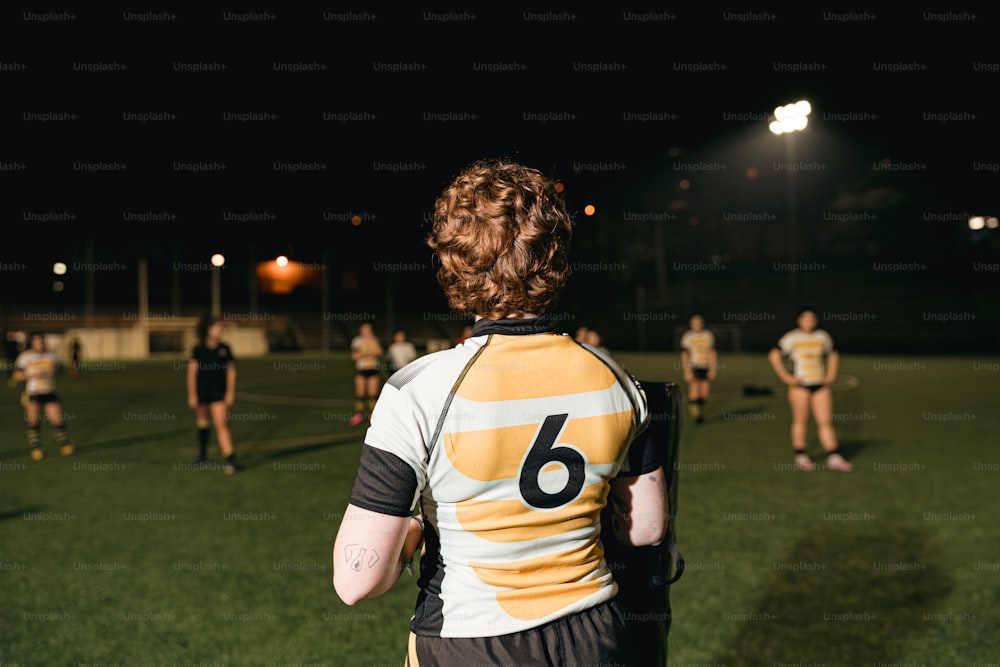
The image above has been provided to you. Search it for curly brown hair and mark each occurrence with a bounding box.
[427,159,573,319]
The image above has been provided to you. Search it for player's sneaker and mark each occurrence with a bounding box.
[794,453,815,471]
[224,458,242,475]
[348,412,365,426]
[826,453,853,472]
[59,444,75,456]
[30,447,45,461]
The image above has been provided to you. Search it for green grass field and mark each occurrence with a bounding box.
[2,351,998,666]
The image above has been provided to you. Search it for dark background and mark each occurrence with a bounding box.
[2,7,998,352]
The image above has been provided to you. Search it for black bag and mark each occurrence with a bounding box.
[601,380,685,667]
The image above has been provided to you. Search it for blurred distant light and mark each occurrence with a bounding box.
[668,147,680,158]
[986,216,998,229]
[746,166,759,180]
[679,179,691,190]
[53,281,64,292]
[53,262,67,275]
[351,215,362,226]
[211,253,225,267]
[555,181,565,193]
[689,216,700,226]
[770,99,811,135]
[968,216,986,230]
[257,258,320,294]
[584,204,596,216]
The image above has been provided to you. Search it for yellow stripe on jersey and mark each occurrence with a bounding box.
[443,423,537,480]
[454,482,607,542]
[495,578,605,621]
[406,632,419,667]
[791,341,826,382]
[560,411,634,464]
[443,411,633,481]
[471,541,605,621]
[454,335,618,401]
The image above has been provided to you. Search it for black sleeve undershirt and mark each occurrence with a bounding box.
[619,422,663,478]
[348,444,419,517]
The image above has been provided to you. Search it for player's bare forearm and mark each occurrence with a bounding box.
[768,349,794,384]
[226,365,237,405]
[609,466,669,547]
[186,364,198,407]
[824,351,839,384]
[333,504,415,605]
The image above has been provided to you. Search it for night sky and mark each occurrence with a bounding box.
[2,7,997,345]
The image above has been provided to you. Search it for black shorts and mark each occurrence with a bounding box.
[797,383,826,394]
[197,391,227,405]
[356,369,379,378]
[691,366,710,380]
[27,392,60,405]
[405,599,633,666]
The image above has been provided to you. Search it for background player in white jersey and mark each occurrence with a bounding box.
[768,307,852,472]
[14,332,74,460]
[333,158,670,665]
[386,329,418,374]
[679,313,716,424]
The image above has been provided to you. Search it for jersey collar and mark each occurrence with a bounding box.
[470,315,555,337]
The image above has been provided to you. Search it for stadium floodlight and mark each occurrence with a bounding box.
[52,261,68,292]
[769,99,811,135]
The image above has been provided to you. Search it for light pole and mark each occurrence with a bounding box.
[321,250,330,354]
[770,99,811,296]
[210,253,225,317]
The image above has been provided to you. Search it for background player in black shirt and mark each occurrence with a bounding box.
[187,315,240,474]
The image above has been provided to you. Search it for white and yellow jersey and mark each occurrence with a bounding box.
[350,335,381,372]
[14,349,60,396]
[776,328,834,385]
[680,329,715,368]
[350,317,650,638]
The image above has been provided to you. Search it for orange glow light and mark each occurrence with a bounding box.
[256,259,321,294]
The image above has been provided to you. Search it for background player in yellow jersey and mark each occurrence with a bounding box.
[349,322,384,426]
[333,158,669,665]
[768,306,852,472]
[679,313,717,424]
[14,332,74,460]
